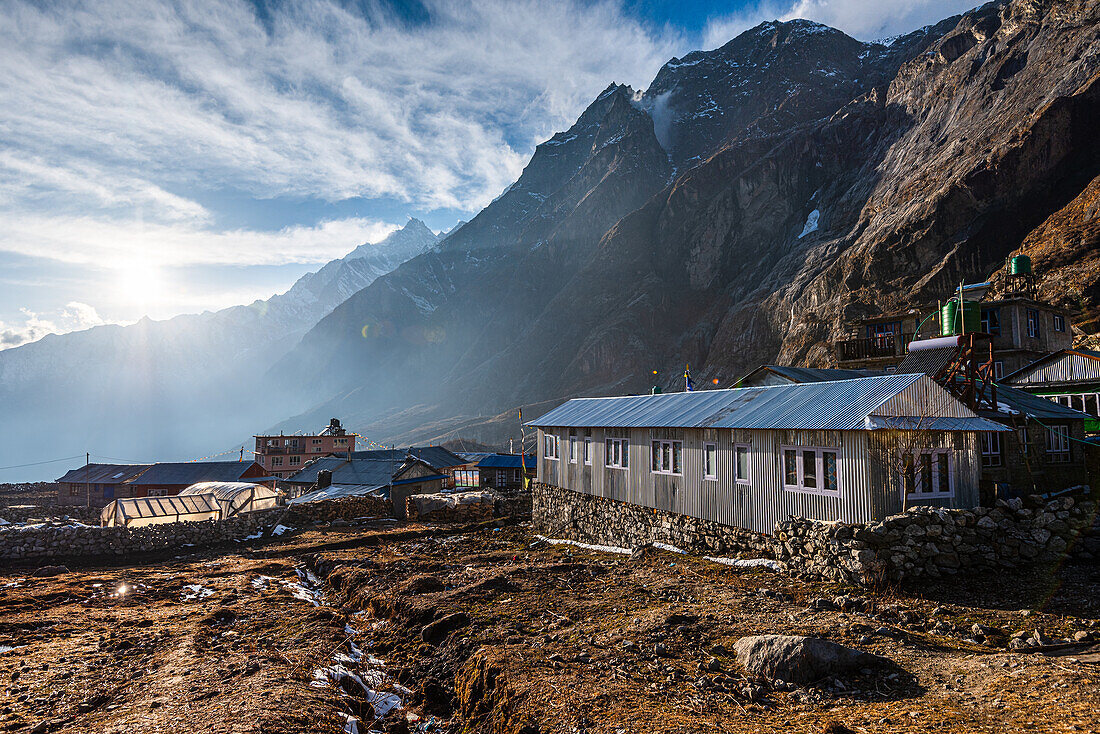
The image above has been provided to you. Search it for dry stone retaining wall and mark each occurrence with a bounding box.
[405,490,496,523]
[0,505,101,524]
[532,482,1099,585]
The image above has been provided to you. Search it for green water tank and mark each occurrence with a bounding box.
[1010,254,1032,275]
[941,299,981,336]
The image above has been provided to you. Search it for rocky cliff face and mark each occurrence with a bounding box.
[270,0,1100,447]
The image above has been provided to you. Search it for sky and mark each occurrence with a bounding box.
[0,0,979,349]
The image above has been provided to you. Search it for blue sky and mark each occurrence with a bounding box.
[0,0,978,347]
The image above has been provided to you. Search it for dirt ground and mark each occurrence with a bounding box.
[2,520,1099,734]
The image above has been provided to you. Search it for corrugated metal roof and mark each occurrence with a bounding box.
[739,365,879,385]
[477,454,536,469]
[865,416,1009,432]
[56,463,152,484]
[981,384,1092,422]
[128,461,261,486]
[1003,349,1100,386]
[526,374,964,431]
[285,457,399,486]
[349,447,466,469]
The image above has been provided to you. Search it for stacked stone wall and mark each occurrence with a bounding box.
[406,491,496,523]
[532,483,1099,585]
[0,505,101,524]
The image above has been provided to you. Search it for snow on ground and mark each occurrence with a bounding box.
[704,556,784,572]
[532,535,631,555]
[798,208,820,239]
[180,584,215,601]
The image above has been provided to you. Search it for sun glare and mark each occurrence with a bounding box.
[114,263,166,309]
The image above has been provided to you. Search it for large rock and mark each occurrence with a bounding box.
[733,634,886,684]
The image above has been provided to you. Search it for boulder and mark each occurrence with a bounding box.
[733,635,887,685]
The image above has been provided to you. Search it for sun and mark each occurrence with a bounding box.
[114,262,167,310]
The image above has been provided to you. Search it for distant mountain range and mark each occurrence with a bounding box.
[5,0,1100,479]
[0,219,440,480]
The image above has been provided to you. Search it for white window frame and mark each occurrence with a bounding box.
[703,442,718,481]
[901,448,955,499]
[583,437,593,466]
[993,360,1004,380]
[734,443,751,486]
[781,446,840,497]
[1053,314,1066,332]
[605,438,628,469]
[650,439,683,476]
[980,432,1002,467]
[544,433,560,461]
[1026,309,1041,339]
[271,456,284,467]
[1046,424,1071,463]
[568,433,578,464]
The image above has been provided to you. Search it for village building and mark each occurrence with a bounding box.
[835,295,1072,376]
[1003,349,1100,433]
[125,461,269,497]
[527,374,1007,536]
[56,463,152,506]
[737,364,1091,499]
[458,454,536,491]
[284,446,464,517]
[254,418,354,479]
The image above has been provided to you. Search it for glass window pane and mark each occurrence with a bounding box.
[1087,394,1099,417]
[672,442,682,474]
[801,450,817,488]
[736,446,749,482]
[920,453,933,493]
[606,440,613,464]
[1072,395,1085,412]
[784,450,797,486]
[662,442,671,471]
[651,441,660,471]
[705,444,716,477]
[936,453,950,494]
[823,452,837,493]
[622,442,628,468]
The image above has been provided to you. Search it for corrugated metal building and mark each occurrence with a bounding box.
[1004,349,1100,432]
[526,374,1006,535]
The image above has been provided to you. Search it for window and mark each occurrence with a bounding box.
[781,446,839,496]
[866,321,901,339]
[312,438,322,445]
[70,484,80,496]
[289,455,301,466]
[993,361,1004,380]
[544,433,560,460]
[981,432,1002,467]
[1017,428,1030,456]
[583,437,593,466]
[1054,314,1066,332]
[981,308,1001,335]
[651,440,683,475]
[703,442,717,480]
[1047,393,1100,417]
[1027,309,1041,339]
[902,449,954,499]
[605,438,628,469]
[271,456,284,467]
[734,443,751,485]
[1046,425,1071,463]
[569,430,578,464]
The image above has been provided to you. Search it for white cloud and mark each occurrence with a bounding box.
[703,0,979,48]
[0,0,679,216]
[0,302,118,348]
[2,215,400,268]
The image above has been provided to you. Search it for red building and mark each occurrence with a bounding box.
[254,418,355,479]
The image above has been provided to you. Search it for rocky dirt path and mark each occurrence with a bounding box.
[2,521,1098,733]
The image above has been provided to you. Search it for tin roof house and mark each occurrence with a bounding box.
[527,374,1007,536]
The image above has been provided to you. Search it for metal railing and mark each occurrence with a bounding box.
[836,332,914,362]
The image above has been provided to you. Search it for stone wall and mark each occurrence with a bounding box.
[406,491,496,523]
[532,483,772,555]
[776,495,1099,584]
[0,509,282,563]
[0,505,101,524]
[284,495,392,524]
[532,482,1099,586]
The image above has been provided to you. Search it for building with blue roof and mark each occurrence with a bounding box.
[526,374,1008,535]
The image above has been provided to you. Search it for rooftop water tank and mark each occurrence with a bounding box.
[1010,254,1032,275]
[941,299,981,336]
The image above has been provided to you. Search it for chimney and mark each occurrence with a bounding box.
[317,469,332,490]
